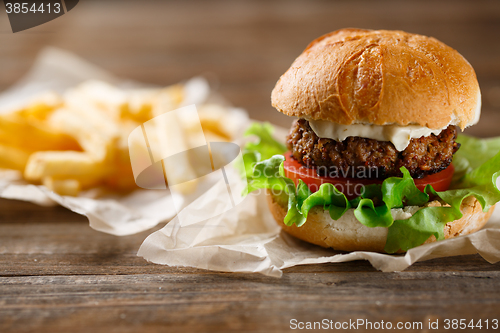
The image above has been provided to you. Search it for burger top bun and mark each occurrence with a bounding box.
[271,28,481,130]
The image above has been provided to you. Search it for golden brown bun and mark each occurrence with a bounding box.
[271,29,480,130]
[267,192,494,253]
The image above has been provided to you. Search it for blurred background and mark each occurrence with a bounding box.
[1,0,500,136]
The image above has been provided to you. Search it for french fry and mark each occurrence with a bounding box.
[42,175,105,195]
[126,88,160,122]
[104,163,138,191]
[147,96,199,194]
[47,108,119,161]
[198,104,247,140]
[0,78,243,196]
[203,131,230,144]
[42,177,81,196]
[64,89,121,139]
[76,80,128,120]
[105,123,138,191]
[24,151,110,182]
[0,143,30,170]
[20,91,63,121]
[0,113,81,152]
[197,104,231,140]
[150,84,185,117]
[126,84,183,122]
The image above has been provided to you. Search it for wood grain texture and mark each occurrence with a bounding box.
[1,0,500,332]
[2,200,500,332]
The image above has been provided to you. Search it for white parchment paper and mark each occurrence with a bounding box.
[138,167,500,277]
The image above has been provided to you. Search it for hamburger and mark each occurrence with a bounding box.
[242,29,500,253]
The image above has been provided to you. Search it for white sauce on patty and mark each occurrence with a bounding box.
[307,119,446,151]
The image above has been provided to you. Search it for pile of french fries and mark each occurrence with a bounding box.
[0,80,244,196]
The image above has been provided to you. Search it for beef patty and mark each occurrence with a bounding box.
[286,119,460,179]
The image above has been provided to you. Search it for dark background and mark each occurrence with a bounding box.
[1,0,499,135]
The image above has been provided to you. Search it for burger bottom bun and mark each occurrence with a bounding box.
[267,192,495,253]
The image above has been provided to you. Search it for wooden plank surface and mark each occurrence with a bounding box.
[1,199,500,333]
[1,0,500,332]
[1,199,500,332]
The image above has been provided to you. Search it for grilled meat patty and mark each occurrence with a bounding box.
[286,119,460,179]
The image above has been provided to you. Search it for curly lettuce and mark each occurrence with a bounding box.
[242,122,500,253]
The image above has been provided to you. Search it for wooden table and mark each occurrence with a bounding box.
[1,1,500,331]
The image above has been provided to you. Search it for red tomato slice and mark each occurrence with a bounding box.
[282,152,454,200]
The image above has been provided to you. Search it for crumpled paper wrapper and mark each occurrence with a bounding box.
[138,168,500,277]
[3,48,500,276]
[0,168,176,235]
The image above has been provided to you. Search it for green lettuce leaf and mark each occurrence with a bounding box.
[246,154,286,194]
[244,122,287,161]
[382,167,429,208]
[354,199,393,228]
[300,183,351,220]
[239,122,287,179]
[242,124,500,254]
[454,135,500,175]
[384,136,500,253]
[283,180,310,227]
[385,206,462,253]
